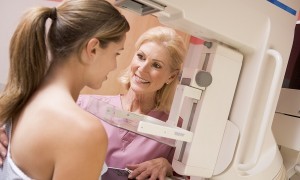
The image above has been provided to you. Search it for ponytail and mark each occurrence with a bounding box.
[0,7,53,124]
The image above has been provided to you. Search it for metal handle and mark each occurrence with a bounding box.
[238,49,283,171]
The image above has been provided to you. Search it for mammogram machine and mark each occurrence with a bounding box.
[112,0,300,179]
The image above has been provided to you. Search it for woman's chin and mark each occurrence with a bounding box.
[130,85,147,93]
[90,81,104,90]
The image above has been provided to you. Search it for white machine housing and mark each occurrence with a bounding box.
[169,42,242,178]
[115,0,300,179]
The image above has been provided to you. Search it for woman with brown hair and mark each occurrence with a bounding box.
[0,0,129,179]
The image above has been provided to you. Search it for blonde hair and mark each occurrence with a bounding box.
[119,26,187,113]
[0,0,130,124]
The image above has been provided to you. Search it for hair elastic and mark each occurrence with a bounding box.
[49,7,57,20]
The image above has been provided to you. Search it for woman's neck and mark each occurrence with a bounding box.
[121,89,156,114]
[42,58,84,101]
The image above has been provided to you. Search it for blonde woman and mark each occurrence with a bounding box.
[78,26,187,180]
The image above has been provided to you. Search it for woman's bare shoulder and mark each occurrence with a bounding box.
[46,105,108,179]
[52,104,107,143]
[25,103,107,154]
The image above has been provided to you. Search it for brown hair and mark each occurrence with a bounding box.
[0,0,130,124]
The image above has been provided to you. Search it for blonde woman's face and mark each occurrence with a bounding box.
[129,41,175,94]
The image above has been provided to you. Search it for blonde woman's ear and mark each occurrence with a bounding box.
[166,78,172,85]
[166,70,179,84]
[166,77,174,85]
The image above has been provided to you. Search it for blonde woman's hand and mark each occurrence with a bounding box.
[127,157,173,180]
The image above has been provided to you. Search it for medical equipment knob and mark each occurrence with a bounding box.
[195,71,212,87]
[204,41,213,48]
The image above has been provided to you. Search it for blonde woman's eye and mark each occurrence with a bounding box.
[152,63,161,69]
[137,54,145,61]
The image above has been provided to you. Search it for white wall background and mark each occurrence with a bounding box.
[0,0,59,89]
